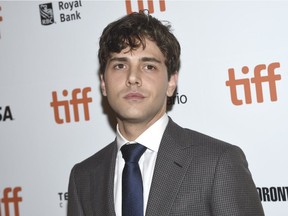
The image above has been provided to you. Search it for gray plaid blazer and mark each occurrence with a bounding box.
[68,118,264,216]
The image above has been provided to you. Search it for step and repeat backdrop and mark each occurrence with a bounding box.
[1,1,288,215]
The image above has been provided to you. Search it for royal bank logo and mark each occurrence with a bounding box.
[39,3,55,25]
[39,1,83,25]
[126,0,166,14]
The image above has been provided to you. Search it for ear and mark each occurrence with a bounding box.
[100,74,107,96]
[166,72,178,97]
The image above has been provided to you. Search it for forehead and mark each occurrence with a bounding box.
[110,39,165,61]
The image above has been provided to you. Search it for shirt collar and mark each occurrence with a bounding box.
[116,113,169,152]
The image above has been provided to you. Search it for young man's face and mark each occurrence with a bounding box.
[100,39,178,126]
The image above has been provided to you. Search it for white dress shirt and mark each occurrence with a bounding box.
[114,114,169,216]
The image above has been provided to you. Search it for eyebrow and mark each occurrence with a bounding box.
[108,57,128,63]
[108,56,162,64]
[141,57,161,63]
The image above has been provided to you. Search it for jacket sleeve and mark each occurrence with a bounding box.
[67,165,85,216]
[211,145,265,216]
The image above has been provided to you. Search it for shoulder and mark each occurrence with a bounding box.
[166,118,245,158]
[71,141,117,174]
[166,119,250,179]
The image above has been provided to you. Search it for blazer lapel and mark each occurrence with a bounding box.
[145,119,195,216]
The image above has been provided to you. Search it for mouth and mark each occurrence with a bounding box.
[124,92,146,100]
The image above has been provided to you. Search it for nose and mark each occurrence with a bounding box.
[126,68,142,87]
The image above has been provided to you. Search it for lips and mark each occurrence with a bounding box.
[124,92,145,100]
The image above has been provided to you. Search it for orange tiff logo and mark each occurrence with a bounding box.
[125,0,166,14]
[226,62,281,106]
[0,187,23,216]
[50,87,93,124]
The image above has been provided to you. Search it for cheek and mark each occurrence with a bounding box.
[104,80,120,98]
[152,80,169,99]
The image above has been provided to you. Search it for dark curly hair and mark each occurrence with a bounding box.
[98,11,181,80]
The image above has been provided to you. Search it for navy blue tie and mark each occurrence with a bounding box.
[121,143,147,216]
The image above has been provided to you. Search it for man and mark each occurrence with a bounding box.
[68,11,264,216]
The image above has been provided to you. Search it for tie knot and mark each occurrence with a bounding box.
[121,143,147,163]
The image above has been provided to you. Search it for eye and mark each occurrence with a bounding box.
[113,64,126,70]
[144,64,157,71]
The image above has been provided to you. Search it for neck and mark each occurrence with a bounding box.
[117,114,165,141]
